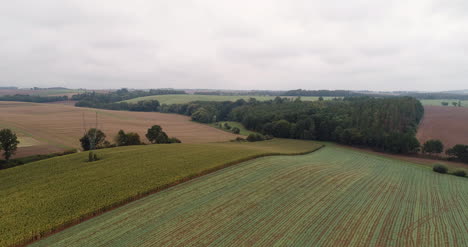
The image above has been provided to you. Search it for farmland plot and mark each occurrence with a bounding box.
[32,146,468,247]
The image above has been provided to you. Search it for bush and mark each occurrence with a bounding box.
[223,123,231,130]
[231,137,246,142]
[168,137,182,143]
[433,164,448,174]
[232,127,240,134]
[247,133,266,142]
[452,170,466,177]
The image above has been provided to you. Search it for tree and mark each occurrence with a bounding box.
[318,96,324,101]
[458,100,462,107]
[452,102,457,106]
[446,144,468,163]
[441,102,449,106]
[146,125,169,144]
[116,130,141,146]
[422,139,444,155]
[0,129,19,161]
[272,120,291,138]
[80,128,106,151]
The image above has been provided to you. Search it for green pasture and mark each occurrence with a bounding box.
[0,139,320,247]
[122,94,334,104]
[420,99,468,107]
[32,145,468,246]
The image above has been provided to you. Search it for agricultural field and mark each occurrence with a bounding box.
[0,101,238,158]
[122,94,334,104]
[31,145,468,247]
[417,105,468,151]
[0,139,321,247]
[419,99,468,107]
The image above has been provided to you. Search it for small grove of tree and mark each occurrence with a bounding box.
[0,129,20,161]
[115,130,142,146]
[441,102,449,106]
[446,144,468,163]
[146,125,181,144]
[452,102,457,107]
[79,128,106,151]
[422,139,444,155]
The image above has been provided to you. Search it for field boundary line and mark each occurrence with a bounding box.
[17,143,324,247]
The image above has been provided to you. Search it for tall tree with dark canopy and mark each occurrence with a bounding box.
[80,128,106,151]
[146,125,169,144]
[422,139,444,155]
[0,129,20,161]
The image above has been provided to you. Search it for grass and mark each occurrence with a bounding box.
[0,139,321,247]
[420,99,468,107]
[209,121,257,136]
[122,94,334,104]
[31,146,468,246]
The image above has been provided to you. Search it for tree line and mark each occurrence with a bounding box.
[80,125,181,151]
[0,94,69,103]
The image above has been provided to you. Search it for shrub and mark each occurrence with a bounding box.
[232,127,240,134]
[433,164,448,174]
[247,133,266,142]
[231,137,246,142]
[452,170,466,177]
[224,123,231,130]
[168,137,182,143]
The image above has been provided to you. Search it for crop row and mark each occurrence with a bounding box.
[32,146,468,247]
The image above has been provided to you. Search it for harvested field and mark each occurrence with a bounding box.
[417,105,468,151]
[0,101,239,158]
[0,139,321,247]
[32,146,468,247]
[420,99,468,107]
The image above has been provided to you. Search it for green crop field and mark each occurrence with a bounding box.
[420,99,468,107]
[122,94,333,104]
[31,146,468,247]
[210,121,257,136]
[0,139,321,247]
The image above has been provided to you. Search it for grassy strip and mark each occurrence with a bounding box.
[209,121,257,136]
[0,149,77,170]
[0,139,322,247]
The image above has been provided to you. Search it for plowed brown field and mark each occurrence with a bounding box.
[417,105,468,151]
[0,102,238,158]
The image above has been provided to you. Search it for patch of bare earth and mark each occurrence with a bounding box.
[0,101,239,158]
[417,105,468,150]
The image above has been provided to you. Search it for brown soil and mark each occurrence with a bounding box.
[339,144,468,171]
[0,101,239,158]
[417,105,468,151]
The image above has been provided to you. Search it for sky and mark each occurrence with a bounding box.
[0,0,467,91]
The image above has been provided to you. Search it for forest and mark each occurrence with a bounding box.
[160,97,424,154]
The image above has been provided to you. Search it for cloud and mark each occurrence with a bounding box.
[0,0,467,91]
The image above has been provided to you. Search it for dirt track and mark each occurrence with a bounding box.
[417,105,468,151]
[0,102,238,158]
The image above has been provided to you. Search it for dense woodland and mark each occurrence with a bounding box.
[160,97,424,154]
[282,89,365,97]
[0,94,68,103]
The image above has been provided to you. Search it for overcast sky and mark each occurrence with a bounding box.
[0,0,467,91]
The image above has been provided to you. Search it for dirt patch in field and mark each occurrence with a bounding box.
[0,101,239,158]
[417,105,468,150]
